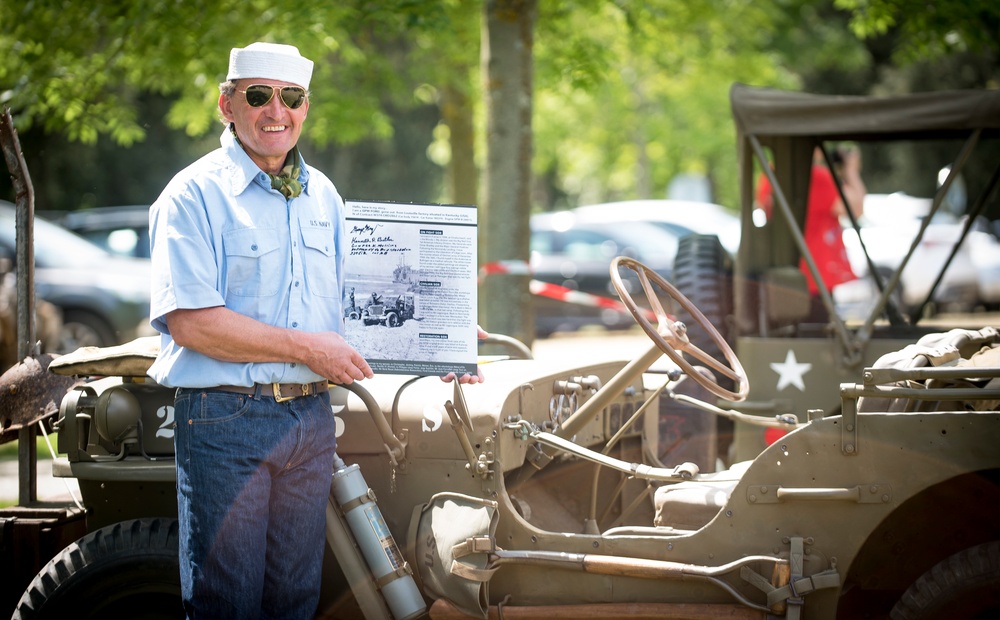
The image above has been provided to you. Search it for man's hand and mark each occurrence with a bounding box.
[300,331,374,385]
[441,325,489,384]
[441,367,485,385]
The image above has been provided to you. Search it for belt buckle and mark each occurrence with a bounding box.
[272,382,303,402]
[272,382,314,402]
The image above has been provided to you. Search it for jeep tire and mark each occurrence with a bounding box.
[14,518,182,620]
[890,540,1000,619]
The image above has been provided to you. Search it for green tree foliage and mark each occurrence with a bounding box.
[765,0,876,94]
[0,1,424,147]
[2,1,995,214]
[535,0,900,208]
[0,1,459,208]
[403,1,482,205]
[835,0,1000,61]
[532,0,799,210]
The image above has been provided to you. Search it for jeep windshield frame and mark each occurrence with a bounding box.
[731,83,1000,357]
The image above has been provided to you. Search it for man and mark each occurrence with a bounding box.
[148,42,480,619]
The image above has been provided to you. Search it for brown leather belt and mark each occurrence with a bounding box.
[212,381,329,402]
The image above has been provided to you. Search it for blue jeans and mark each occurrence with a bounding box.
[173,387,337,620]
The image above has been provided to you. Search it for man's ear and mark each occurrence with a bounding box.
[219,93,233,122]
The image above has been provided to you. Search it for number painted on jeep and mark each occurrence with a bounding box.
[155,405,175,439]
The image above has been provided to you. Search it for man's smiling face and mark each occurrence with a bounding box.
[220,79,309,175]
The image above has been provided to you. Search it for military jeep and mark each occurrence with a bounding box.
[3,85,1000,620]
[362,293,415,328]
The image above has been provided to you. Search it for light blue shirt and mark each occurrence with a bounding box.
[147,128,347,388]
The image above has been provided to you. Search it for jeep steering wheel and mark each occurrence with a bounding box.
[610,256,748,402]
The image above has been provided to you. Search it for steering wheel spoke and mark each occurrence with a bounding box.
[637,270,668,320]
[610,256,749,402]
[681,341,741,383]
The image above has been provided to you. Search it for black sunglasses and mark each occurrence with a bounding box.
[239,84,308,110]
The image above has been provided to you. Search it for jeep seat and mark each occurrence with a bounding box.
[761,266,811,331]
[48,336,160,379]
[652,460,752,530]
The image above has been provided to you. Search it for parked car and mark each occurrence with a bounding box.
[0,201,152,352]
[530,210,686,335]
[843,192,1000,314]
[572,199,741,255]
[57,205,151,259]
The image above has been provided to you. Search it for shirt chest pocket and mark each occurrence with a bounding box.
[301,227,339,299]
[223,228,283,297]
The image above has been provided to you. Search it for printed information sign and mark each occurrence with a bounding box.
[342,200,478,376]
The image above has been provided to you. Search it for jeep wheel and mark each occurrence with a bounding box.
[890,541,1000,620]
[385,312,400,327]
[14,518,182,620]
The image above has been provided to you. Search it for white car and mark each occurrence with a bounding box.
[529,210,688,335]
[571,199,741,255]
[843,192,1000,313]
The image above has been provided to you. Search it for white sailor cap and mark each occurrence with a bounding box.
[227,42,313,89]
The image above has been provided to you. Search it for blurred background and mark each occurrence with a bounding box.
[1,0,999,363]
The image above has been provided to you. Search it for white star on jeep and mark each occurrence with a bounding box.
[771,350,812,391]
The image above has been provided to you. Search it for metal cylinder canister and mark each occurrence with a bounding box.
[331,459,426,620]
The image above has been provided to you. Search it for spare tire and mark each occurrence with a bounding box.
[672,234,734,388]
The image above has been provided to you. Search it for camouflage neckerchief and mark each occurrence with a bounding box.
[269,147,303,199]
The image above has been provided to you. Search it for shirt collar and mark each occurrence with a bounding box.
[220,127,311,197]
